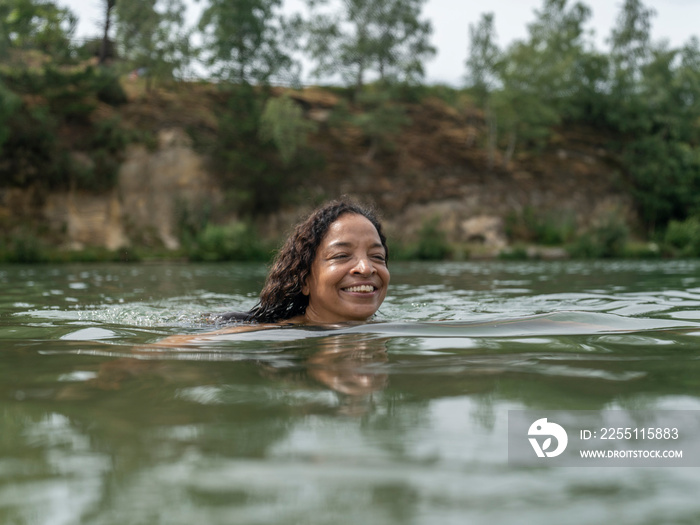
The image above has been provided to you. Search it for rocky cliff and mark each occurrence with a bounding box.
[1,84,636,257]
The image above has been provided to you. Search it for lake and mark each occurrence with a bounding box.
[2,260,700,524]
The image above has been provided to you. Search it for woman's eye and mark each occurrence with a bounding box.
[371,254,386,262]
[331,254,349,260]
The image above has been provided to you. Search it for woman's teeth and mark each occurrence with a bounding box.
[344,285,374,293]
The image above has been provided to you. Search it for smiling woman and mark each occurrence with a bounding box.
[157,199,390,345]
[248,198,390,324]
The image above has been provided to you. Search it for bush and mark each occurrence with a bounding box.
[259,94,317,167]
[0,233,47,263]
[624,137,700,229]
[0,80,21,152]
[0,66,132,192]
[664,217,700,257]
[506,207,576,245]
[95,69,128,106]
[499,246,529,260]
[0,104,68,188]
[186,222,272,262]
[351,90,410,158]
[414,217,451,260]
[568,216,629,259]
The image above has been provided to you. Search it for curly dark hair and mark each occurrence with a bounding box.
[247,199,389,323]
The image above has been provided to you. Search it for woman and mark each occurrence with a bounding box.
[247,198,390,324]
[158,199,390,345]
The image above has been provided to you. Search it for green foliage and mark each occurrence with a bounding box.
[608,0,655,100]
[77,117,134,191]
[186,222,272,262]
[567,215,630,259]
[600,10,700,232]
[0,0,78,62]
[94,69,128,106]
[305,0,435,90]
[209,85,320,216]
[457,0,700,235]
[0,80,21,151]
[623,137,700,229]
[213,85,272,214]
[506,207,577,245]
[351,89,410,157]
[0,67,134,191]
[664,217,700,257]
[464,12,500,106]
[114,0,194,89]
[4,66,126,117]
[207,83,323,218]
[464,0,597,163]
[259,95,318,166]
[386,218,452,261]
[498,246,530,260]
[413,217,451,260]
[198,0,296,85]
[495,0,593,152]
[0,234,141,263]
[622,39,700,228]
[0,232,47,263]
[0,102,68,188]
[385,82,463,105]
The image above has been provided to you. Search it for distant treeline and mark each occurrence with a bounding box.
[1,0,700,237]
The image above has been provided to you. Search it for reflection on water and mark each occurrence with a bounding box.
[2,261,700,524]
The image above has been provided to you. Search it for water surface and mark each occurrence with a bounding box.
[2,260,700,524]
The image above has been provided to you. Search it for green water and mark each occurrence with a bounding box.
[2,260,700,524]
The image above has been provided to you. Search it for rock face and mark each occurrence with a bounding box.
[361,178,633,255]
[4,86,638,256]
[42,128,219,251]
[118,128,220,249]
[35,122,634,254]
[43,191,128,250]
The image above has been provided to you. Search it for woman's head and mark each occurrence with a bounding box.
[249,199,389,323]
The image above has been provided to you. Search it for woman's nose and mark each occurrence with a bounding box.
[351,256,375,275]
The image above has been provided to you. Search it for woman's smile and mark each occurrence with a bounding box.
[342,284,377,294]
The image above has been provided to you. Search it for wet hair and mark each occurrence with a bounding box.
[247,199,389,323]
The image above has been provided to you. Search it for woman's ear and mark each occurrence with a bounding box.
[301,277,310,296]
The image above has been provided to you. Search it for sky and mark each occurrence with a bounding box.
[59,0,700,86]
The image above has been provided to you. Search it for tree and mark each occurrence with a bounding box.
[305,0,435,91]
[620,38,700,229]
[351,89,410,160]
[197,0,297,85]
[464,12,500,167]
[0,0,77,62]
[609,0,655,85]
[0,81,21,153]
[491,0,592,161]
[464,13,500,106]
[259,95,318,166]
[371,0,435,84]
[114,0,193,88]
[676,37,700,136]
[98,0,116,65]
[0,3,12,58]
[213,85,305,216]
[518,0,592,117]
[606,0,656,132]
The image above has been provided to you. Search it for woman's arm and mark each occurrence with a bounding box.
[152,323,275,347]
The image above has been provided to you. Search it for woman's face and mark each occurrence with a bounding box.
[302,213,390,324]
